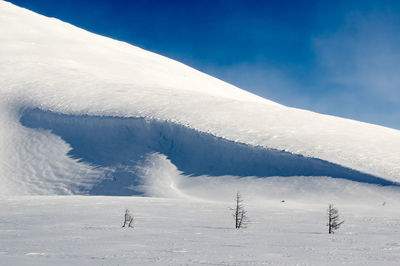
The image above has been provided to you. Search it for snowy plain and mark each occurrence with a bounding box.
[2,195,400,266]
[1,1,400,265]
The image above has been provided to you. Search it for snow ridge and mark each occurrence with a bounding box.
[19,108,397,195]
[1,1,400,195]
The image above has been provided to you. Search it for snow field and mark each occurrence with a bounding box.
[1,196,400,265]
[1,2,400,264]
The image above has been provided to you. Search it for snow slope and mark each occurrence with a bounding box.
[1,1,400,196]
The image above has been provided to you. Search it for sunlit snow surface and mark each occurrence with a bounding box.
[2,196,400,265]
[0,1,400,196]
[2,1,400,265]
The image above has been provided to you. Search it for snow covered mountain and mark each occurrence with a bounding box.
[1,1,400,196]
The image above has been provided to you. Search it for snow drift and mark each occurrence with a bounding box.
[1,1,400,196]
[20,108,395,196]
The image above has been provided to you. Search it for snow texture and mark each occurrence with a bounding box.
[2,196,400,265]
[0,1,400,196]
[19,108,397,196]
[2,2,400,265]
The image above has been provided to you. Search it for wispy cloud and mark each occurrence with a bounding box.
[309,9,400,128]
[211,7,400,129]
[313,10,400,104]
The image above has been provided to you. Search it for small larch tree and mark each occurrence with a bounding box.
[231,191,247,229]
[122,208,134,228]
[327,204,344,234]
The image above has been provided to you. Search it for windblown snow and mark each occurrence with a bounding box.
[0,1,400,197]
[3,2,400,265]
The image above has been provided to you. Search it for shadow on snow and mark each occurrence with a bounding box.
[20,108,397,195]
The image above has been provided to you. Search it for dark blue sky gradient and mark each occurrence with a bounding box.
[8,0,400,129]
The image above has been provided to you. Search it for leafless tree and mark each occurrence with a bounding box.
[327,204,344,234]
[122,208,134,228]
[231,191,247,229]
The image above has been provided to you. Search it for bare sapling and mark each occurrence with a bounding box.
[231,191,248,229]
[327,204,344,234]
[122,208,134,228]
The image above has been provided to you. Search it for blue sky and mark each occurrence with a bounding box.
[9,0,400,129]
